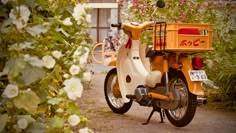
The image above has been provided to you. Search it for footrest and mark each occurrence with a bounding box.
[126,94,136,99]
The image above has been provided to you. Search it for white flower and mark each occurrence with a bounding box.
[17,118,28,129]
[52,50,63,59]
[84,47,90,54]
[42,55,56,69]
[84,4,91,9]
[26,24,48,36]
[2,84,18,98]
[56,28,70,37]
[83,72,91,82]
[79,47,90,64]
[72,4,87,25]
[69,65,80,75]
[26,88,31,92]
[73,46,82,56]
[86,14,91,23]
[8,43,18,50]
[76,18,82,25]
[79,127,90,133]
[63,73,70,79]
[62,17,73,26]
[1,0,8,4]
[9,5,31,30]
[19,42,34,49]
[56,108,64,113]
[24,55,43,67]
[73,59,77,63]
[79,54,89,64]
[72,4,86,21]
[63,77,83,100]
[68,114,80,126]
[30,57,43,67]
[23,54,30,60]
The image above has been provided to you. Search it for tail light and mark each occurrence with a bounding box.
[192,57,203,70]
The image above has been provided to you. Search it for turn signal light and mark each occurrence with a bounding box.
[192,57,203,70]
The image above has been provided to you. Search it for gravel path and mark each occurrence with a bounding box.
[78,64,236,133]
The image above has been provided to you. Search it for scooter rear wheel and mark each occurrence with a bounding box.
[165,72,197,127]
[104,68,132,114]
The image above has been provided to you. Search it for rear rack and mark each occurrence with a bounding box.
[154,21,167,52]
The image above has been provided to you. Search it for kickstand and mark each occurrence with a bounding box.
[142,107,165,125]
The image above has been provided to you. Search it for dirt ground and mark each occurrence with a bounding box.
[78,64,236,133]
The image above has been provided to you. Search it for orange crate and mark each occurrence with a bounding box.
[153,23,213,52]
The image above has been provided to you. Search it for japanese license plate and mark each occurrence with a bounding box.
[188,70,208,81]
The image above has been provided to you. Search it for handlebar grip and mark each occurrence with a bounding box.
[111,23,122,29]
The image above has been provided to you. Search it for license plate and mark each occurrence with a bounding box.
[188,70,208,81]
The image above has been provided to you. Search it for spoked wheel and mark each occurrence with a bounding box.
[165,72,197,127]
[104,68,132,114]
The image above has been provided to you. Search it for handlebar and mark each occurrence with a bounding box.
[111,23,122,29]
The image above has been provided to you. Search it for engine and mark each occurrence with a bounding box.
[134,86,152,106]
[134,85,181,110]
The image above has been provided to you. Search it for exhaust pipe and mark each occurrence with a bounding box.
[197,97,207,105]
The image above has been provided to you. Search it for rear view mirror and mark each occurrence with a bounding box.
[156,0,165,8]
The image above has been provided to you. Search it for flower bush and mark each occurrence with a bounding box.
[0,0,93,132]
[120,0,236,108]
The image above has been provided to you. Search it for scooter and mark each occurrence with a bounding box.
[104,0,212,127]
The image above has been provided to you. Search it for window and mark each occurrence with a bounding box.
[89,7,118,43]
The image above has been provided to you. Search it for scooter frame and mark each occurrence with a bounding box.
[109,21,204,103]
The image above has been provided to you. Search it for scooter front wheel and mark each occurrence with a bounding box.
[104,68,132,114]
[165,72,197,127]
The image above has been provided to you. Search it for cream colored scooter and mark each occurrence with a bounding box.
[104,0,212,127]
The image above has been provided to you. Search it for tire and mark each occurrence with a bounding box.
[165,72,197,127]
[104,68,132,114]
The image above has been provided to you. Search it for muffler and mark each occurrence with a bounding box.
[197,97,207,105]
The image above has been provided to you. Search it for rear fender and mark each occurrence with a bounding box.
[180,57,204,96]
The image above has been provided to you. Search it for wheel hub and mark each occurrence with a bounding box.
[113,79,121,98]
[179,88,188,108]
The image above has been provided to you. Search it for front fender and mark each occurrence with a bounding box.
[108,60,116,66]
[181,57,204,96]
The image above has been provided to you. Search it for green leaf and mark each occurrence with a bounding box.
[54,65,63,82]
[79,116,88,125]
[64,130,74,133]
[27,122,45,133]
[34,88,49,103]
[0,5,8,18]
[18,64,45,86]
[48,85,58,94]
[49,116,64,129]
[0,114,8,132]
[68,102,80,114]
[47,98,61,105]
[13,91,41,114]
[0,19,11,33]
[58,89,65,96]
[1,58,26,78]
[24,0,37,8]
